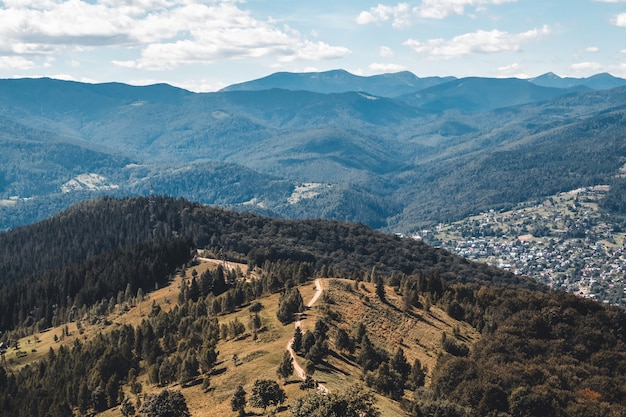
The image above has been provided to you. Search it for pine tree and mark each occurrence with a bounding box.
[302,330,316,355]
[231,385,247,417]
[292,327,303,354]
[390,347,411,383]
[335,328,352,353]
[407,358,426,389]
[374,272,385,302]
[276,287,304,324]
[121,398,136,417]
[276,350,294,381]
[179,353,199,387]
[313,319,329,343]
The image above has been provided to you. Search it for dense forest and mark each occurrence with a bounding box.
[0,196,536,333]
[2,196,626,417]
[3,79,626,235]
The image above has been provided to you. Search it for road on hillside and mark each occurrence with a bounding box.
[286,279,328,393]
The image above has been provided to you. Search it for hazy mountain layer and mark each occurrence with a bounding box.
[2,71,626,232]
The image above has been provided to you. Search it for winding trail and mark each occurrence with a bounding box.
[286,279,328,392]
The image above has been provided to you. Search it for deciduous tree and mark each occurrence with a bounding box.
[249,379,286,411]
[139,389,190,417]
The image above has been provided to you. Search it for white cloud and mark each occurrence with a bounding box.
[593,0,626,3]
[368,62,408,72]
[379,46,395,57]
[586,46,599,53]
[404,25,549,59]
[115,37,350,70]
[612,13,626,26]
[356,0,517,26]
[496,63,529,78]
[356,3,412,28]
[0,0,350,70]
[417,0,517,19]
[570,61,602,71]
[0,55,35,69]
[496,62,519,73]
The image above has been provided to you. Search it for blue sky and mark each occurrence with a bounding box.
[0,0,625,91]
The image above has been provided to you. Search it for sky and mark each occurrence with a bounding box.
[0,0,625,91]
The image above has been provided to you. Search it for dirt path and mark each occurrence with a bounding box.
[286,279,328,392]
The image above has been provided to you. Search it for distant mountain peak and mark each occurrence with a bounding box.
[528,72,626,90]
[220,69,455,97]
[531,72,561,81]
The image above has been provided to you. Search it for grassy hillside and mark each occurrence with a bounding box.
[2,197,626,417]
[3,258,477,417]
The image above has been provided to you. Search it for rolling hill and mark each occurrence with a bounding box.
[1,197,626,417]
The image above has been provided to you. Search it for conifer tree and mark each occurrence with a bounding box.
[231,385,247,417]
[335,328,352,353]
[277,350,294,382]
[374,272,385,302]
[276,287,304,324]
[292,327,303,354]
[390,347,411,383]
[407,358,426,389]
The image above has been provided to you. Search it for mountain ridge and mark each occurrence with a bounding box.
[219,69,456,97]
[220,68,626,97]
[2,71,626,236]
[1,196,626,417]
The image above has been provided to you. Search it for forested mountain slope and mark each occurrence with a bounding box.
[1,197,626,417]
[0,196,534,332]
[2,73,626,234]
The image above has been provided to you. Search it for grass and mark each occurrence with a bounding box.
[316,279,479,386]
[7,260,480,417]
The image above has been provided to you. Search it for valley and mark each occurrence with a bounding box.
[2,71,626,236]
[424,186,626,307]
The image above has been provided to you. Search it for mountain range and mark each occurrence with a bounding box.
[2,70,626,232]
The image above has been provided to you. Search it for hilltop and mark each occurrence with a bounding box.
[1,197,626,417]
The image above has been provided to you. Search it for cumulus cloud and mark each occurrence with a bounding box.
[0,55,36,69]
[404,25,550,59]
[356,0,517,26]
[356,3,412,28]
[417,0,517,19]
[496,62,528,78]
[0,0,350,70]
[612,13,626,26]
[570,61,602,71]
[115,38,350,70]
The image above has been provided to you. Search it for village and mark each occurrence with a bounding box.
[421,186,626,308]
